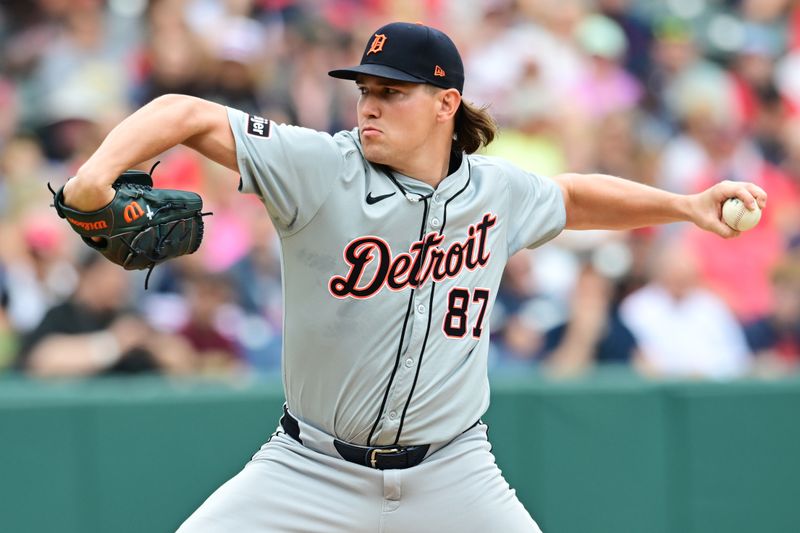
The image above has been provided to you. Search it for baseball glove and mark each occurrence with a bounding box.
[49,162,210,288]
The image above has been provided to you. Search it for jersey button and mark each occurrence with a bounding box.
[433,194,442,203]
[417,304,426,314]
[388,411,397,420]
[430,217,441,228]
[405,358,414,367]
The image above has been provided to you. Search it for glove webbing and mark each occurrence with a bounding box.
[119,207,212,289]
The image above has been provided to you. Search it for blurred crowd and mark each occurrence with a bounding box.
[1,0,800,381]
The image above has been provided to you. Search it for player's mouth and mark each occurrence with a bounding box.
[360,126,382,138]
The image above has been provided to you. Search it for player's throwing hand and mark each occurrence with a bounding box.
[689,180,767,238]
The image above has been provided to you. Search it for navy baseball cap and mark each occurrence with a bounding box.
[329,22,464,93]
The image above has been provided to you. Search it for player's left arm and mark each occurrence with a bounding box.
[552,173,767,238]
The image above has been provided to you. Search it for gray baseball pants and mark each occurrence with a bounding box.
[177,420,542,532]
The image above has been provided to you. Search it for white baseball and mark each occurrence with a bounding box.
[722,197,762,231]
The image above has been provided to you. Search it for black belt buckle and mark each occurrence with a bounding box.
[282,406,431,470]
[368,447,402,469]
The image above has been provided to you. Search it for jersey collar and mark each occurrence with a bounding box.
[347,128,471,201]
[386,152,469,200]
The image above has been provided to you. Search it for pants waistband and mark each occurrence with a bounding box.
[280,406,433,470]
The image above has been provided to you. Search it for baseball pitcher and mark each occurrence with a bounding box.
[59,22,767,533]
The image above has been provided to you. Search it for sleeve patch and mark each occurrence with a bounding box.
[246,115,271,138]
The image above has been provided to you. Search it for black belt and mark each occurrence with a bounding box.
[280,406,430,470]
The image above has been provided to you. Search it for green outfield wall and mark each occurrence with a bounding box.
[1,369,799,533]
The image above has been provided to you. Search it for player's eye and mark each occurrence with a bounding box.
[357,86,368,95]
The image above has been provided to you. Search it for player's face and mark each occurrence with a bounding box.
[355,76,440,168]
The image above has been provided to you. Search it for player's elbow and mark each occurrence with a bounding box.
[151,93,185,104]
[149,93,195,116]
[150,94,221,138]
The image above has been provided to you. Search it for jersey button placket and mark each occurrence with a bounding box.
[381,279,430,434]
[382,195,441,438]
[428,198,445,232]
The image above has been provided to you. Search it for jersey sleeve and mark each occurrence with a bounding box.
[227,107,343,235]
[503,162,566,254]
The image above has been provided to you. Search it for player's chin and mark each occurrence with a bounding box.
[362,145,390,166]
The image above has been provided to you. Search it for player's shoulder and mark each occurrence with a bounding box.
[271,124,361,157]
[466,153,510,169]
[466,153,540,182]
[331,128,364,159]
[228,107,354,152]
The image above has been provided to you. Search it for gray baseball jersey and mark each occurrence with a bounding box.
[227,107,565,447]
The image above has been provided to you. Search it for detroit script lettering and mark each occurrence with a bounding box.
[329,213,497,299]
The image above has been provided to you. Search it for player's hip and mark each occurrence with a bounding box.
[268,404,483,471]
[244,421,543,532]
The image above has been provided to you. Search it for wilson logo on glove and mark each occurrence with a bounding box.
[124,201,145,223]
[67,217,108,231]
[49,162,212,289]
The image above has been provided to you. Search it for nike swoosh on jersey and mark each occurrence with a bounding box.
[366,192,396,205]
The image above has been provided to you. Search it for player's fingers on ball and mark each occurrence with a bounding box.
[746,183,767,209]
[717,220,740,239]
[731,187,759,210]
[711,210,738,237]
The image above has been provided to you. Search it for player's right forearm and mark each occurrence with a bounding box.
[65,94,228,210]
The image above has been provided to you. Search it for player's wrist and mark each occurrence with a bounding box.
[62,174,116,211]
[672,192,698,225]
[74,158,128,190]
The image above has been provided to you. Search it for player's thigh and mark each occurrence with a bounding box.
[176,433,383,533]
[389,424,542,533]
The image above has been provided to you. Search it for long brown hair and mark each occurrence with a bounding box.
[453,100,497,154]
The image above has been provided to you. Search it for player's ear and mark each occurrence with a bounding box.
[436,89,461,123]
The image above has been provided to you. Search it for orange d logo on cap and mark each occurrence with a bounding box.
[367,33,387,55]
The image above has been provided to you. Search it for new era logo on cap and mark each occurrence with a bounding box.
[328,22,464,93]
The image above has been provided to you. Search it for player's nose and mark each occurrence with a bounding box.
[358,95,381,119]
